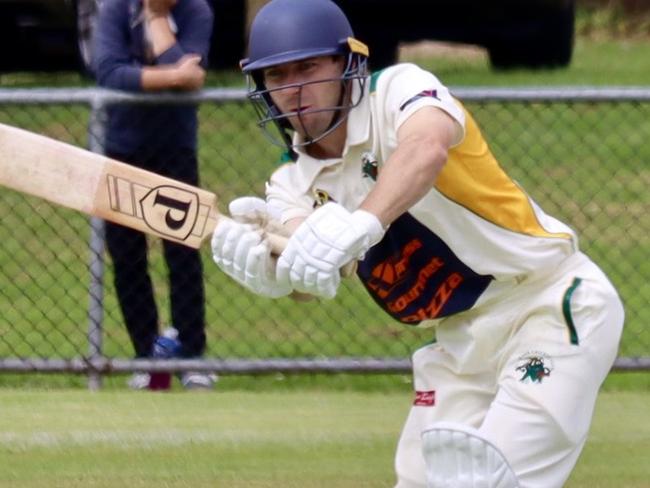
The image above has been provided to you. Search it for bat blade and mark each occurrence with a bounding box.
[0,122,219,249]
[0,123,356,280]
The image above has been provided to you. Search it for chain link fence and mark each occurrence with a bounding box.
[0,87,648,388]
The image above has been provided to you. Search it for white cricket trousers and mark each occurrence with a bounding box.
[394,251,624,488]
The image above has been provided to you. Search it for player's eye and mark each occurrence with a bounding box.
[264,69,282,82]
[298,60,318,72]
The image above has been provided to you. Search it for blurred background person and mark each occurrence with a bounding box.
[92,0,215,390]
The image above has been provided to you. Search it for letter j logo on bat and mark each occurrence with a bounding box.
[140,185,199,240]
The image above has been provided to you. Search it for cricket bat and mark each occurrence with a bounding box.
[0,122,287,251]
[0,123,356,281]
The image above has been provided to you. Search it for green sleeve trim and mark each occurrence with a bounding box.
[278,150,295,164]
[562,277,582,345]
[369,69,385,93]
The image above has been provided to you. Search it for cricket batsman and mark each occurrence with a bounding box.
[210,1,625,486]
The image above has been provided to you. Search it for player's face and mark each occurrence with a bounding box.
[263,56,346,140]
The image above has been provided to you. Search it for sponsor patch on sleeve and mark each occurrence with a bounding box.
[399,89,440,111]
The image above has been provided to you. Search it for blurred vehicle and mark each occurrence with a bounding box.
[0,0,575,73]
[0,0,79,72]
[336,0,576,70]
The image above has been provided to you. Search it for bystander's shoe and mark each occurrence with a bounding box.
[126,329,181,391]
[180,371,218,390]
[127,371,151,390]
[160,327,218,391]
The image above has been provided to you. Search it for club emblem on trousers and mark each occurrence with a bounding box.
[516,352,553,383]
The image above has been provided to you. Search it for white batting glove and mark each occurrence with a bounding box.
[229,196,281,225]
[211,199,292,298]
[276,202,385,299]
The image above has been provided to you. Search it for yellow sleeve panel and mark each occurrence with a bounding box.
[434,104,573,240]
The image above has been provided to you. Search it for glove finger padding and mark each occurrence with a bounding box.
[245,243,270,289]
[244,243,292,298]
[211,219,259,280]
[229,196,282,225]
[232,230,263,281]
[212,218,291,298]
[229,196,268,224]
[277,202,384,299]
[282,239,341,299]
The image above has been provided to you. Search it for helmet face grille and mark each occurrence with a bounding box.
[245,53,369,152]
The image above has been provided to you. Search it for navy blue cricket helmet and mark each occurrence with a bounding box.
[241,0,370,152]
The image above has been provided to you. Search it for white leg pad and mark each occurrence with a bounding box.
[422,422,519,488]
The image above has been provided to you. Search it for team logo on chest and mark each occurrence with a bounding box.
[312,189,332,208]
[516,352,553,383]
[361,151,378,181]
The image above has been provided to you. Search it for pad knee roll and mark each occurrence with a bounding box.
[422,422,519,488]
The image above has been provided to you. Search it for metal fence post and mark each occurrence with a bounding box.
[86,95,107,390]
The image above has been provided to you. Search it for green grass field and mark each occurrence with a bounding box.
[0,378,648,488]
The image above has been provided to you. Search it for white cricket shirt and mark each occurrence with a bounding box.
[266,63,578,326]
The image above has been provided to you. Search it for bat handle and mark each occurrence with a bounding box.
[266,233,357,278]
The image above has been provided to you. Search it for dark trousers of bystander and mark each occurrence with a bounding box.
[105,149,206,359]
